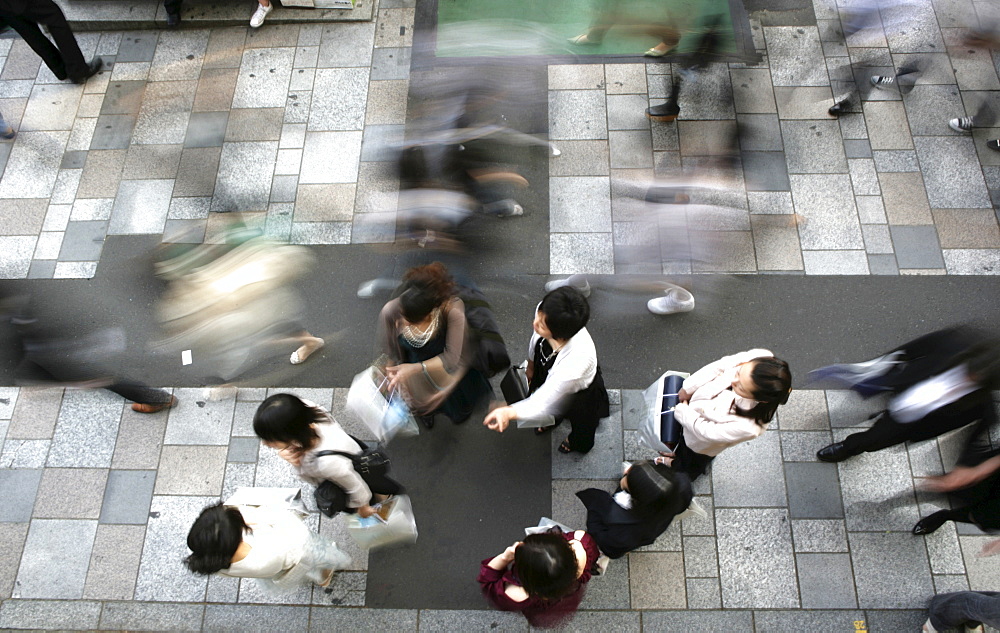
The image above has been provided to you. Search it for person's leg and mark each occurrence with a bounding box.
[250,0,273,28]
[104,379,176,410]
[564,414,600,453]
[0,14,67,79]
[928,591,1000,632]
[163,0,182,26]
[23,0,89,79]
[646,73,682,121]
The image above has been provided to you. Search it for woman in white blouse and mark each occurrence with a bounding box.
[661,349,791,480]
[484,287,609,454]
[185,503,350,590]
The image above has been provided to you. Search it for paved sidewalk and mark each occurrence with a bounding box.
[1,0,1000,629]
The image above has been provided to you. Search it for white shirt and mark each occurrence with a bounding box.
[296,404,370,509]
[510,327,598,421]
[219,506,309,579]
[674,349,773,456]
[890,364,979,423]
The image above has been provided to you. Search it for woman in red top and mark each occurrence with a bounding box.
[478,530,600,628]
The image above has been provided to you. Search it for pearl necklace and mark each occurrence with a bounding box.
[400,308,440,348]
[539,339,563,364]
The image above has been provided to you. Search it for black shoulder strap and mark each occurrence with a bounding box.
[313,450,358,461]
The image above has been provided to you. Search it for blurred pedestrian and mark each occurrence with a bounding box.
[0,0,102,84]
[0,110,13,140]
[484,287,610,455]
[185,502,350,590]
[479,529,600,628]
[253,393,403,518]
[923,591,1000,633]
[378,262,492,429]
[163,0,181,27]
[814,328,1000,463]
[660,349,791,480]
[576,460,692,558]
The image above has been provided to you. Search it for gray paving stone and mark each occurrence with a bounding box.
[226,436,258,463]
[864,101,913,151]
[0,599,102,630]
[135,495,214,602]
[0,236,35,278]
[194,67,239,113]
[300,131,362,184]
[780,430,831,461]
[717,508,798,608]
[0,469,41,522]
[864,610,931,632]
[835,436,920,531]
[765,26,829,86]
[904,85,965,136]
[0,522,28,598]
[914,136,992,208]
[33,468,107,519]
[890,225,945,268]
[790,174,863,249]
[679,120,738,157]
[753,610,865,632]
[843,139,872,159]
[925,523,966,575]
[0,438,49,468]
[796,553,857,608]
[943,249,1000,274]
[773,86,834,119]
[747,191,795,214]
[221,461,255,503]
[204,604,310,631]
[685,577,722,609]
[83,524,146,600]
[550,176,611,233]
[551,233,615,275]
[111,405,167,470]
[233,47,295,109]
[155,445,227,496]
[162,388,235,445]
[310,67,368,131]
[932,573,970,594]
[548,64,605,90]
[551,479,611,531]
[57,220,107,261]
[850,531,933,608]
[677,64,734,120]
[131,81,196,145]
[848,158,880,196]
[583,551,631,609]
[100,470,156,525]
[365,78,408,126]
[785,461,843,518]
[606,94,650,131]
[791,518,848,552]
[206,574,239,604]
[21,83,81,131]
[751,215,804,270]
[70,198,112,222]
[731,68,777,114]
[549,140,610,177]
[879,171,933,225]
[641,610,753,632]
[872,149,920,172]
[312,569,365,606]
[99,601,204,631]
[359,123,404,162]
[682,536,718,577]
[15,519,97,599]
[862,223,894,254]
[47,389,122,468]
[907,437,944,477]
[608,130,652,169]
[959,535,1000,590]
[416,610,526,632]
[779,389,829,430]
[712,431,786,507]
[549,90,608,141]
[211,141,278,213]
[26,260,56,279]
[0,199,46,236]
[108,178,173,235]
[369,47,410,81]
[691,231,757,273]
[606,63,647,95]
[1,40,41,80]
[629,552,686,608]
[184,111,229,148]
[117,32,159,63]
[782,120,847,174]
[883,0,945,53]
[742,152,791,191]
[0,130,66,198]
[305,607,418,631]
[317,22,375,68]
[551,408,622,480]
[738,114,783,151]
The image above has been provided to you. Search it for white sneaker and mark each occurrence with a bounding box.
[250,2,272,27]
[544,275,590,297]
[647,284,694,315]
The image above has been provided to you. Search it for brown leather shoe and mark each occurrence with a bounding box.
[132,395,178,413]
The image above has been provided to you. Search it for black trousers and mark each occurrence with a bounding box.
[163,0,182,15]
[841,408,981,456]
[0,0,87,79]
[672,432,715,482]
[17,358,173,405]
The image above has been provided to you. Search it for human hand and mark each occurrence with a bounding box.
[921,466,985,493]
[386,364,419,391]
[484,406,517,433]
[677,388,691,404]
[357,504,376,518]
[502,542,521,562]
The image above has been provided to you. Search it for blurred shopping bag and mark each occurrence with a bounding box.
[346,365,419,443]
[346,494,418,550]
[640,370,690,454]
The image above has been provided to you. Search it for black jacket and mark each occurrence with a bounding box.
[575,475,693,559]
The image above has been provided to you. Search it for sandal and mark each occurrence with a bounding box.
[290,338,325,365]
[558,440,573,454]
[316,569,335,587]
[568,33,601,46]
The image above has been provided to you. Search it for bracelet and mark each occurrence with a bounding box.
[421,362,445,391]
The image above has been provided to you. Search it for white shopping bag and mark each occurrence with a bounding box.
[639,370,690,453]
[224,487,309,518]
[346,366,419,443]
[346,494,418,550]
[524,516,573,536]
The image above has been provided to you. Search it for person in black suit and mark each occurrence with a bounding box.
[814,327,1000,463]
[576,461,692,559]
[0,0,101,83]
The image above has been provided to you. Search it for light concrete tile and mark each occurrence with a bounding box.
[851,531,933,608]
[914,136,992,208]
[549,140,610,176]
[0,199,47,235]
[790,174,863,249]
[802,250,870,274]
[109,179,174,235]
[751,215,804,270]
[791,518,848,552]
[163,387,235,445]
[904,85,966,136]
[47,389,123,468]
[53,261,98,279]
[299,131,362,184]
[121,144,183,180]
[856,195,887,224]
[607,94,651,131]
[0,235,35,278]
[233,47,294,109]
[549,64,605,90]
[765,26,829,86]
[8,388,63,440]
[835,434,918,530]
[549,176,611,233]
[210,141,278,213]
[677,64,734,120]
[551,233,614,274]
[150,31,209,82]
[748,191,794,214]
[135,495,214,601]
[782,120,847,174]
[717,508,798,608]
[33,468,107,519]
[942,249,1000,274]
[317,22,375,68]
[83,524,145,600]
[0,599,102,629]
[310,67,368,131]
[294,183,355,221]
[132,81,197,145]
[155,446,227,495]
[864,101,913,150]
[374,8,414,48]
[605,63,647,94]
[224,108,283,142]
[14,519,97,599]
[713,431,786,507]
[797,553,857,608]
[862,223,894,253]
[629,552,686,608]
[99,602,205,631]
[731,68,777,114]
[549,90,608,140]
[0,131,68,198]
[691,231,757,272]
[773,86,834,119]
[879,171,933,224]
[365,78,407,126]
[20,84,82,131]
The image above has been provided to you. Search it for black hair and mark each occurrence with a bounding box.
[625,461,682,518]
[185,503,250,575]
[538,287,590,341]
[252,393,323,450]
[962,340,1000,389]
[731,357,792,425]
[513,533,578,601]
[399,262,455,322]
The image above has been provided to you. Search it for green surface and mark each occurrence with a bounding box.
[434,0,738,57]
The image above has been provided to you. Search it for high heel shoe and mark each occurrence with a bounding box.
[568,33,601,46]
[644,46,676,57]
[912,510,950,535]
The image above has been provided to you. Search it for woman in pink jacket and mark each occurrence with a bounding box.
[661,349,791,480]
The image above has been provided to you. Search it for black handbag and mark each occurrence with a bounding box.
[314,480,349,518]
[312,437,391,518]
[501,365,529,404]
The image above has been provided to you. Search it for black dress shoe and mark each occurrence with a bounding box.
[912,510,950,535]
[51,64,68,81]
[828,99,849,117]
[646,100,680,122]
[71,57,103,84]
[417,415,434,429]
[816,441,854,463]
[167,11,181,27]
